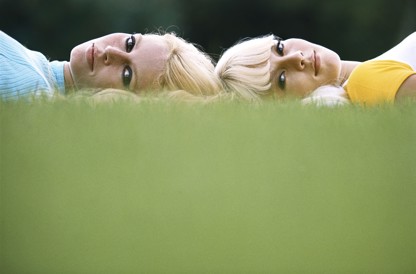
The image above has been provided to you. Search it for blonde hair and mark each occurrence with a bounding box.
[215,35,353,106]
[302,85,350,106]
[159,33,223,96]
[215,35,276,101]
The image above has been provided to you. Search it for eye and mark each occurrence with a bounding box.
[278,71,286,90]
[122,66,133,88]
[125,35,136,53]
[276,39,284,56]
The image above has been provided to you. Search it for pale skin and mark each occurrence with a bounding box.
[267,32,416,101]
[375,32,416,101]
[396,75,416,101]
[64,33,169,93]
[268,38,359,98]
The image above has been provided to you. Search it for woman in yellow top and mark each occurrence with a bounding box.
[215,32,416,105]
[343,60,415,105]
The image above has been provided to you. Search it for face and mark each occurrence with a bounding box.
[68,33,169,92]
[268,38,342,98]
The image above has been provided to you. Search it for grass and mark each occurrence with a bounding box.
[1,99,416,273]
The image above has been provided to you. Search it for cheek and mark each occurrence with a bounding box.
[325,52,342,79]
[289,75,317,97]
[73,69,122,89]
[92,71,122,89]
[69,47,87,80]
[70,42,88,64]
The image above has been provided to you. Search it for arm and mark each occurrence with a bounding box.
[375,32,416,69]
[395,75,416,102]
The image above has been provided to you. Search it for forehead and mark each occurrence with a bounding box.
[133,34,170,90]
[283,38,312,47]
[138,34,169,52]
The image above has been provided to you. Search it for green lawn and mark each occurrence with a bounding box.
[1,100,415,273]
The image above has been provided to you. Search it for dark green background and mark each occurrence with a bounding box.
[1,0,415,62]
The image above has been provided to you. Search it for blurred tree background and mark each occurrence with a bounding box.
[1,0,415,62]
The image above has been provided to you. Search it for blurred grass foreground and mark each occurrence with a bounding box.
[1,99,415,273]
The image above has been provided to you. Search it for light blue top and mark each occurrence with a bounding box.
[0,31,66,100]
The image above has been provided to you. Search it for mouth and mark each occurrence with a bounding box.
[314,50,321,76]
[86,43,95,72]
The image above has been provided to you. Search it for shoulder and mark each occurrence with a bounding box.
[375,32,416,69]
[402,32,416,43]
[0,31,17,44]
[353,60,413,76]
[0,31,27,53]
[346,60,416,105]
[0,33,61,99]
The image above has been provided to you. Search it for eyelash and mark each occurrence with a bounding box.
[122,34,136,88]
[122,66,132,88]
[278,72,286,90]
[125,34,136,53]
[276,39,284,56]
[274,36,285,89]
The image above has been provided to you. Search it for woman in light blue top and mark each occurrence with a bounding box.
[0,31,222,100]
[0,31,66,100]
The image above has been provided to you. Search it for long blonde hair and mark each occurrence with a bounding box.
[159,33,223,96]
[215,35,276,101]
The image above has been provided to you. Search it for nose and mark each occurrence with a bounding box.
[281,51,305,71]
[103,46,129,65]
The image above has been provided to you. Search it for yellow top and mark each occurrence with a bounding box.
[345,60,415,105]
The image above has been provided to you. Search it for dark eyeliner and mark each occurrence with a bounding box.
[278,71,286,90]
[276,39,284,56]
[122,66,132,88]
[125,34,136,53]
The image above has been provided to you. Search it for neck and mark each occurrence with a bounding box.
[63,62,75,93]
[340,60,361,85]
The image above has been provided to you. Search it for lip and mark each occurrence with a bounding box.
[86,43,95,72]
[314,50,320,76]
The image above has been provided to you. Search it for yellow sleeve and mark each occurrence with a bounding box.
[345,60,416,105]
